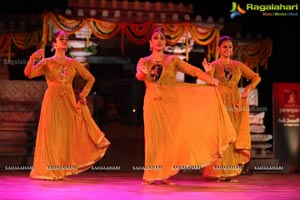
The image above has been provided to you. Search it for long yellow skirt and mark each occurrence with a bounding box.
[202,98,251,179]
[30,85,110,180]
[142,83,236,181]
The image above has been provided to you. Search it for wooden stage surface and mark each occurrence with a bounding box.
[0,171,299,200]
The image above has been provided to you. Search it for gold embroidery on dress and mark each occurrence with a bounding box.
[58,65,68,83]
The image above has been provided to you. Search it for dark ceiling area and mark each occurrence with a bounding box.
[1,0,298,81]
[0,0,68,14]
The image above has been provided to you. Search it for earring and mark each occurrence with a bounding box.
[149,45,152,51]
[51,44,56,52]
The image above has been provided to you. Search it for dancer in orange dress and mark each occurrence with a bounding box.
[24,30,110,180]
[202,36,261,182]
[136,28,236,185]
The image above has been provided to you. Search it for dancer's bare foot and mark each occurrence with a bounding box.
[229,178,239,183]
[217,177,239,183]
[161,179,176,186]
[142,180,154,185]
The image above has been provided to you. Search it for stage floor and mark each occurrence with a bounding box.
[0,171,299,200]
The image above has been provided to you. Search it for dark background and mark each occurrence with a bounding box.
[1,0,298,81]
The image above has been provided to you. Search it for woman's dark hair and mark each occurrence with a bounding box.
[218,36,233,47]
[51,30,68,51]
[51,30,68,44]
[151,27,166,37]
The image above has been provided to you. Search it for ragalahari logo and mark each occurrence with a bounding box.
[230,2,246,19]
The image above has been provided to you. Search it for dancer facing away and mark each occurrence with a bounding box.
[136,27,236,185]
[202,35,261,182]
[24,30,110,180]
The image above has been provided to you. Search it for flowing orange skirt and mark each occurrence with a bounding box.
[142,83,236,181]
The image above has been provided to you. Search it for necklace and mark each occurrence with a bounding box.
[55,56,66,60]
[53,56,67,64]
[218,59,231,67]
[151,54,165,63]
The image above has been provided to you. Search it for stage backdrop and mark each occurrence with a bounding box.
[273,83,300,173]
